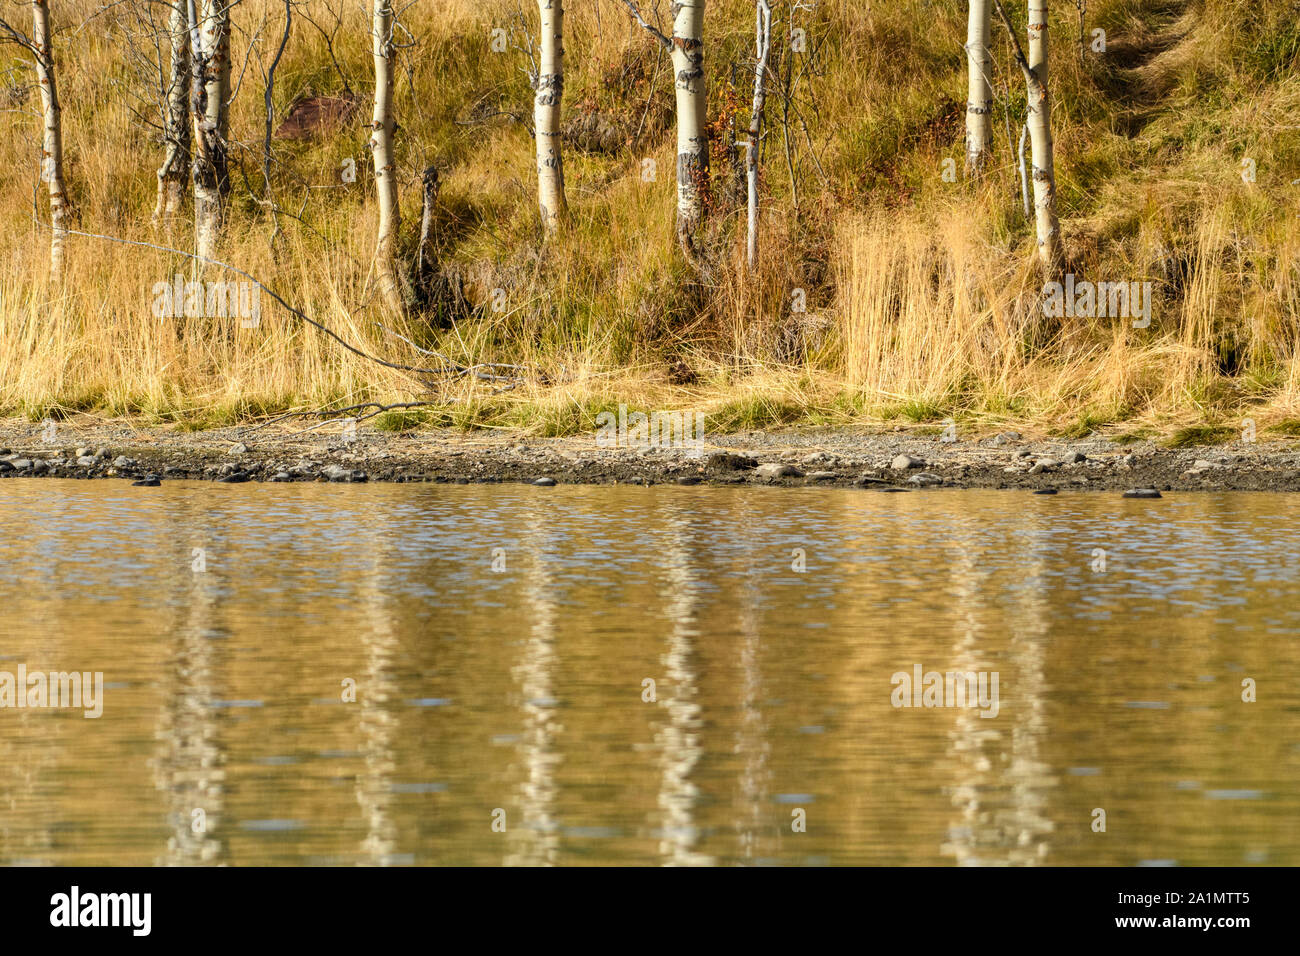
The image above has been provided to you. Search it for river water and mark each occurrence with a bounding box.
[0,480,1296,865]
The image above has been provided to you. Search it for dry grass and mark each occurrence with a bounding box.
[0,0,1297,438]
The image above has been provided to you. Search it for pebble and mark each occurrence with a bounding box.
[231,443,248,454]
[1123,488,1162,498]
[756,463,803,479]
[75,447,91,458]
[113,456,136,469]
[323,464,366,482]
[218,471,251,483]
[675,476,700,485]
[805,471,838,480]
[270,472,292,482]
[891,454,923,471]
[76,455,97,466]
[1063,451,1087,463]
[0,460,12,472]
[132,476,161,487]
[532,477,556,486]
[908,472,943,486]
[1028,459,1059,475]
[11,459,32,470]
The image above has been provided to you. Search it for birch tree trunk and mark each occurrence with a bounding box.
[1024,0,1062,274]
[745,1,771,271]
[192,0,230,260]
[415,165,440,301]
[154,1,191,226]
[534,0,567,234]
[996,0,1063,276]
[671,0,708,259]
[32,0,69,278]
[618,1,709,259]
[369,0,403,313]
[964,0,992,176]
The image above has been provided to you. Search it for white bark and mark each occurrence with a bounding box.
[1025,0,1062,274]
[415,165,440,296]
[1018,122,1031,219]
[369,0,403,312]
[745,1,771,271]
[154,1,191,226]
[671,0,708,258]
[32,0,68,278]
[997,0,1063,276]
[192,0,230,260]
[534,0,567,234]
[964,0,993,176]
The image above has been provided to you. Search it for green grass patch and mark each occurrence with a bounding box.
[1056,404,1132,440]
[1266,418,1300,437]
[709,396,810,432]
[878,398,949,423]
[1166,424,1236,447]
[1111,429,1154,445]
[373,408,446,432]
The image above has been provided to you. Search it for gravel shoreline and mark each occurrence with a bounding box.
[2,420,1298,492]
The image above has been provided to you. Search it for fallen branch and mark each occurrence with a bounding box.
[376,323,528,383]
[25,219,473,380]
[244,400,439,433]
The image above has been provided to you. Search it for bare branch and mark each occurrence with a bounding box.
[992,0,1034,84]
[0,16,39,56]
[611,0,671,51]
